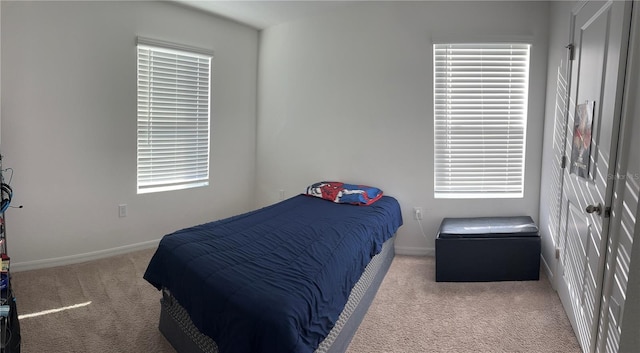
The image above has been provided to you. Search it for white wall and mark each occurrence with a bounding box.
[257,1,550,254]
[1,1,259,269]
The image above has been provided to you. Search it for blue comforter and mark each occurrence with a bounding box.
[144,194,402,353]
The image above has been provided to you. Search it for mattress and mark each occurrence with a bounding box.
[144,194,403,353]
[158,235,396,353]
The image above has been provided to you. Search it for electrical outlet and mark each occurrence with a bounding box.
[413,207,423,220]
[118,204,127,218]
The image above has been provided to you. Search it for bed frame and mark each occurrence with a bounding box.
[157,235,396,353]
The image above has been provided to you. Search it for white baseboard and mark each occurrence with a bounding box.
[540,254,555,289]
[12,239,161,272]
[394,246,434,256]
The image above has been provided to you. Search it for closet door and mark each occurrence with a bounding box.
[556,1,632,352]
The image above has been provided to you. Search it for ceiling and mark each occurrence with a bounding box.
[174,0,359,29]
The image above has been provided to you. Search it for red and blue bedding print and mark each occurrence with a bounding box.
[305,181,383,205]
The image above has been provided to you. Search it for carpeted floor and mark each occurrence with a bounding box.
[10,249,581,353]
[348,255,581,353]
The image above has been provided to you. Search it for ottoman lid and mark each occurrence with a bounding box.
[438,216,538,238]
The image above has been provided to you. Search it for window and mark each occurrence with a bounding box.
[433,43,530,198]
[136,38,212,194]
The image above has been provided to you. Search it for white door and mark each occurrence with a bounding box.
[556,1,632,352]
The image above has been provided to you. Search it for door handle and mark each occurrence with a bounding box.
[586,203,602,215]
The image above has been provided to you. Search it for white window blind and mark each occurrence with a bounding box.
[434,43,530,198]
[137,39,212,194]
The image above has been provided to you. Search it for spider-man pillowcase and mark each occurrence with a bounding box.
[305,181,384,206]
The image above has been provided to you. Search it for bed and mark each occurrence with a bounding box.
[144,192,403,353]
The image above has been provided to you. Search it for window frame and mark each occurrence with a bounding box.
[433,42,531,199]
[136,37,213,194]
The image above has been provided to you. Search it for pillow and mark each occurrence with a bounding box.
[305,181,383,205]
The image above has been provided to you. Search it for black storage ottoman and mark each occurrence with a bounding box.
[435,216,540,282]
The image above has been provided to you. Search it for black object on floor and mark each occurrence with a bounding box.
[1,290,21,353]
[435,216,541,282]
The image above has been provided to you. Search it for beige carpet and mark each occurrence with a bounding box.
[10,249,581,353]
